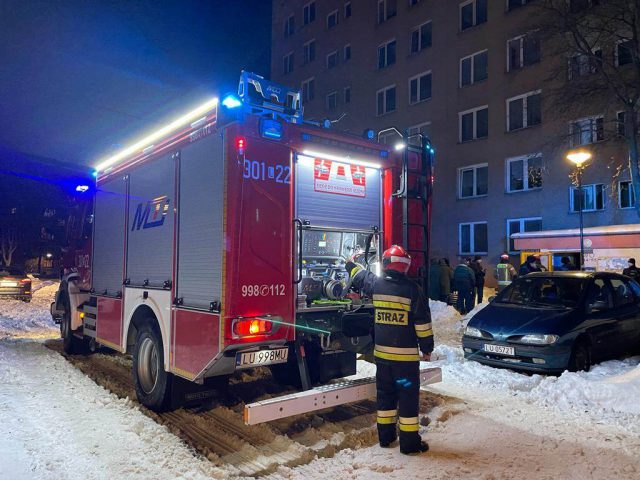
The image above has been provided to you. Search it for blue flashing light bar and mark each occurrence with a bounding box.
[222,94,242,109]
[75,185,89,193]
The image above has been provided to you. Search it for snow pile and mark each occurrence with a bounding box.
[0,280,59,339]
[429,300,463,346]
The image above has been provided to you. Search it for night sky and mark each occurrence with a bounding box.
[0,0,271,167]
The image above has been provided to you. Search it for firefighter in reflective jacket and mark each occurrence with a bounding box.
[347,245,433,454]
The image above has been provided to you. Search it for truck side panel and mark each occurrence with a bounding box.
[172,310,220,379]
[96,297,124,351]
[92,176,127,296]
[222,126,294,346]
[126,154,175,287]
[176,132,224,310]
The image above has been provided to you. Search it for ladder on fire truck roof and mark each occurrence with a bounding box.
[396,135,435,293]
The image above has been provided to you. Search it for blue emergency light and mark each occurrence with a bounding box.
[222,94,242,109]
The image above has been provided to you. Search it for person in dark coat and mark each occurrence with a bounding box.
[557,256,575,271]
[623,258,640,282]
[470,256,486,304]
[428,258,441,301]
[439,258,454,303]
[519,255,540,276]
[453,258,476,313]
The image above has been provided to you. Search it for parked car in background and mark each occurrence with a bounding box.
[0,266,32,302]
[462,272,640,373]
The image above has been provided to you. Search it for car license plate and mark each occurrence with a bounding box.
[236,348,289,368]
[0,281,18,287]
[484,344,515,356]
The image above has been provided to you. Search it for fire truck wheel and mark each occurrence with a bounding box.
[133,323,172,411]
[60,293,86,355]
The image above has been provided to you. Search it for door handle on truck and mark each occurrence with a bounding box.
[293,218,303,284]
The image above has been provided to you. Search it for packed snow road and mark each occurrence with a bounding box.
[1,286,639,479]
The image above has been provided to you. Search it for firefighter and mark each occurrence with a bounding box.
[494,254,517,292]
[346,245,433,455]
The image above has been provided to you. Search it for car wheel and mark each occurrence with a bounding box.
[132,322,173,411]
[60,293,86,354]
[568,339,591,372]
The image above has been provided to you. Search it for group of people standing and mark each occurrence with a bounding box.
[428,256,486,314]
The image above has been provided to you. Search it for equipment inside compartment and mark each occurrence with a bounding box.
[298,229,379,306]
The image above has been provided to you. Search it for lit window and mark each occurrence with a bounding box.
[570,184,605,212]
[506,154,543,192]
[458,164,488,198]
[376,85,396,116]
[507,33,540,71]
[408,71,432,104]
[459,106,488,142]
[459,222,488,255]
[506,91,541,131]
[410,21,432,53]
[569,116,604,147]
[460,50,488,87]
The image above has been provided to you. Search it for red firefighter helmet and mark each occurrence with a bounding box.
[382,245,411,275]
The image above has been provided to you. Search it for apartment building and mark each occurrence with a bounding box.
[271,0,638,281]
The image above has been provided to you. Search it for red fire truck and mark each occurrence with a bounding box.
[51,72,435,415]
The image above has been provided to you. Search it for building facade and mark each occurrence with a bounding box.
[271,0,638,283]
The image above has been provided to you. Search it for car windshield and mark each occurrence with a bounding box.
[0,266,25,277]
[496,276,585,309]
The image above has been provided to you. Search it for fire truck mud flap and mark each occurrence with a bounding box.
[243,366,442,425]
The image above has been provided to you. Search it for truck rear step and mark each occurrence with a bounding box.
[243,366,442,425]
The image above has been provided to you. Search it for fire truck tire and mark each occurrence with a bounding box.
[60,292,86,355]
[133,322,173,412]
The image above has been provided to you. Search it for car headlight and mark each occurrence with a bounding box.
[519,334,558,345]
[464,326,484,338]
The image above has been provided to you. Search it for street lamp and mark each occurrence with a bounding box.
[566,150,593,270]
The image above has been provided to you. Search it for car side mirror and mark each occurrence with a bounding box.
[488,295,496,303]
[587,300,608,314]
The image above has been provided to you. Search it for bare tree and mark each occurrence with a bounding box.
[1,228,18,266]
[537,0,640,215]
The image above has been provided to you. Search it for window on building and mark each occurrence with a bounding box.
[570,0,600,14]
[303,1,316,25]
[410,21,432,54]
[303,39,316,64]
[327,9,339,29]
[326,91,338,110]
[378,0,397,24]
[616,40,634,67]
[282,52,294,75]
[376,85,396,116]
[570,184,605,212]
[619,181,635,209]
[459,106,488,142]
[569,116,604,147]
[344,86,351,104]
[302,78,315,103]
[506,217,542,253]
[460,0,487,31]
[284,15,295,38]
[378,129,400,145]
[327,50,339,69]
[407,121,431,145]
[409,71,432,104]
[345,2,352,18]
[378,40,397,69]
[507,91,541,131]
[506,154,543,192]
[568,49,602,79]
[617,111,640,137]
[459,222,488,255]
[344,44,352,61]
[508,0,536,11]
[458,164,488,198]
[460,50,488,87]
[507,34,540,71]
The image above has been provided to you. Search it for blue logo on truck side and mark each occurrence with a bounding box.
[131,197,171,230]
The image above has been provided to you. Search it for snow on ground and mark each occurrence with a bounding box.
[0,279,60,340]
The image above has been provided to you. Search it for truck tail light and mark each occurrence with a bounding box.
[235,136,246,155]
[233,317,273,337]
